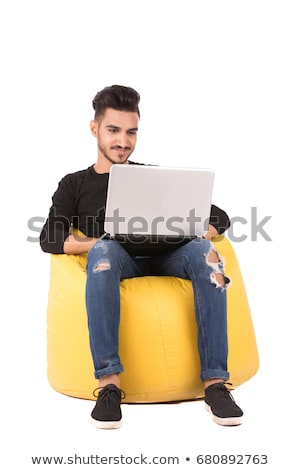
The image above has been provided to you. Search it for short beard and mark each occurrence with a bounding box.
[98,143,133,165]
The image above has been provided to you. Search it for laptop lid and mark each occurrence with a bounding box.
[104,164,214,239]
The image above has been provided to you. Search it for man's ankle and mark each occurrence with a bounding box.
[98,374,120,389]
[204,379,225,390]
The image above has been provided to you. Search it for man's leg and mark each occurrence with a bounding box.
[152,238,243,426]
[85,239,146,429]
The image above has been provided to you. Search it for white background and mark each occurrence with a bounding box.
[1,0,299,468]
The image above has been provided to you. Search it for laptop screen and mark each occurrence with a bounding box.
[104,164,214,239]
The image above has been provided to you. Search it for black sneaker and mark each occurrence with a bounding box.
[91,384,125,429]
[204,382,243,426]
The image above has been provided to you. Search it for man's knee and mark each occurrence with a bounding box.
[205,246,230,289]
[87,240,122,271]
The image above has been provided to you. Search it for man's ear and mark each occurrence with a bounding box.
[90,119,98,137]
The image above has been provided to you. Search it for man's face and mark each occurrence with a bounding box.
[91,108,139,167]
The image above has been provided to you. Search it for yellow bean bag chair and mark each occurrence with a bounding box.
[47,236,259,403]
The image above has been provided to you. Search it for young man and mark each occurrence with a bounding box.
[40,84,243,429]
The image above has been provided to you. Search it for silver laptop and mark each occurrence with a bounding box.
[104,164,214,255]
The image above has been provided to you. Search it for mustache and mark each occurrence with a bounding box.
[112,145,131,150]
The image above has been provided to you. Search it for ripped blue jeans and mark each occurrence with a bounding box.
[86,238,230,383]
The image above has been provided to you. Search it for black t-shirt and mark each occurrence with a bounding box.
[40,163,231,254]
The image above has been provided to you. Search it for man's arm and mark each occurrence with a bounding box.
[40,174,77,254]
[208,204,231,237]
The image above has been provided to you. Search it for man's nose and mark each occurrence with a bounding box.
[116,132,129,148]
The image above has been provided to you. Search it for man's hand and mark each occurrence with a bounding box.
[204,224,219,240]
[63,234,99,254]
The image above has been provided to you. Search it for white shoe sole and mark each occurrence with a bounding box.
[205,403,243,426]
[90,417,122,429]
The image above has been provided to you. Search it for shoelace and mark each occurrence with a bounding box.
[213,382,236,402]
[93,385,126,404]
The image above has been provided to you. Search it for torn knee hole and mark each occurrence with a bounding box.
[92,258,111,272]
[206,247,229,288]
[207,247,221,264]
[210,272,226,288]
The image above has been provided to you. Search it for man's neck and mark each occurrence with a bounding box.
[93,156,130,174]
[93,161,112,174]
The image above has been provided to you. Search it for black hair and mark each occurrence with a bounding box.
[92,85,140,119]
